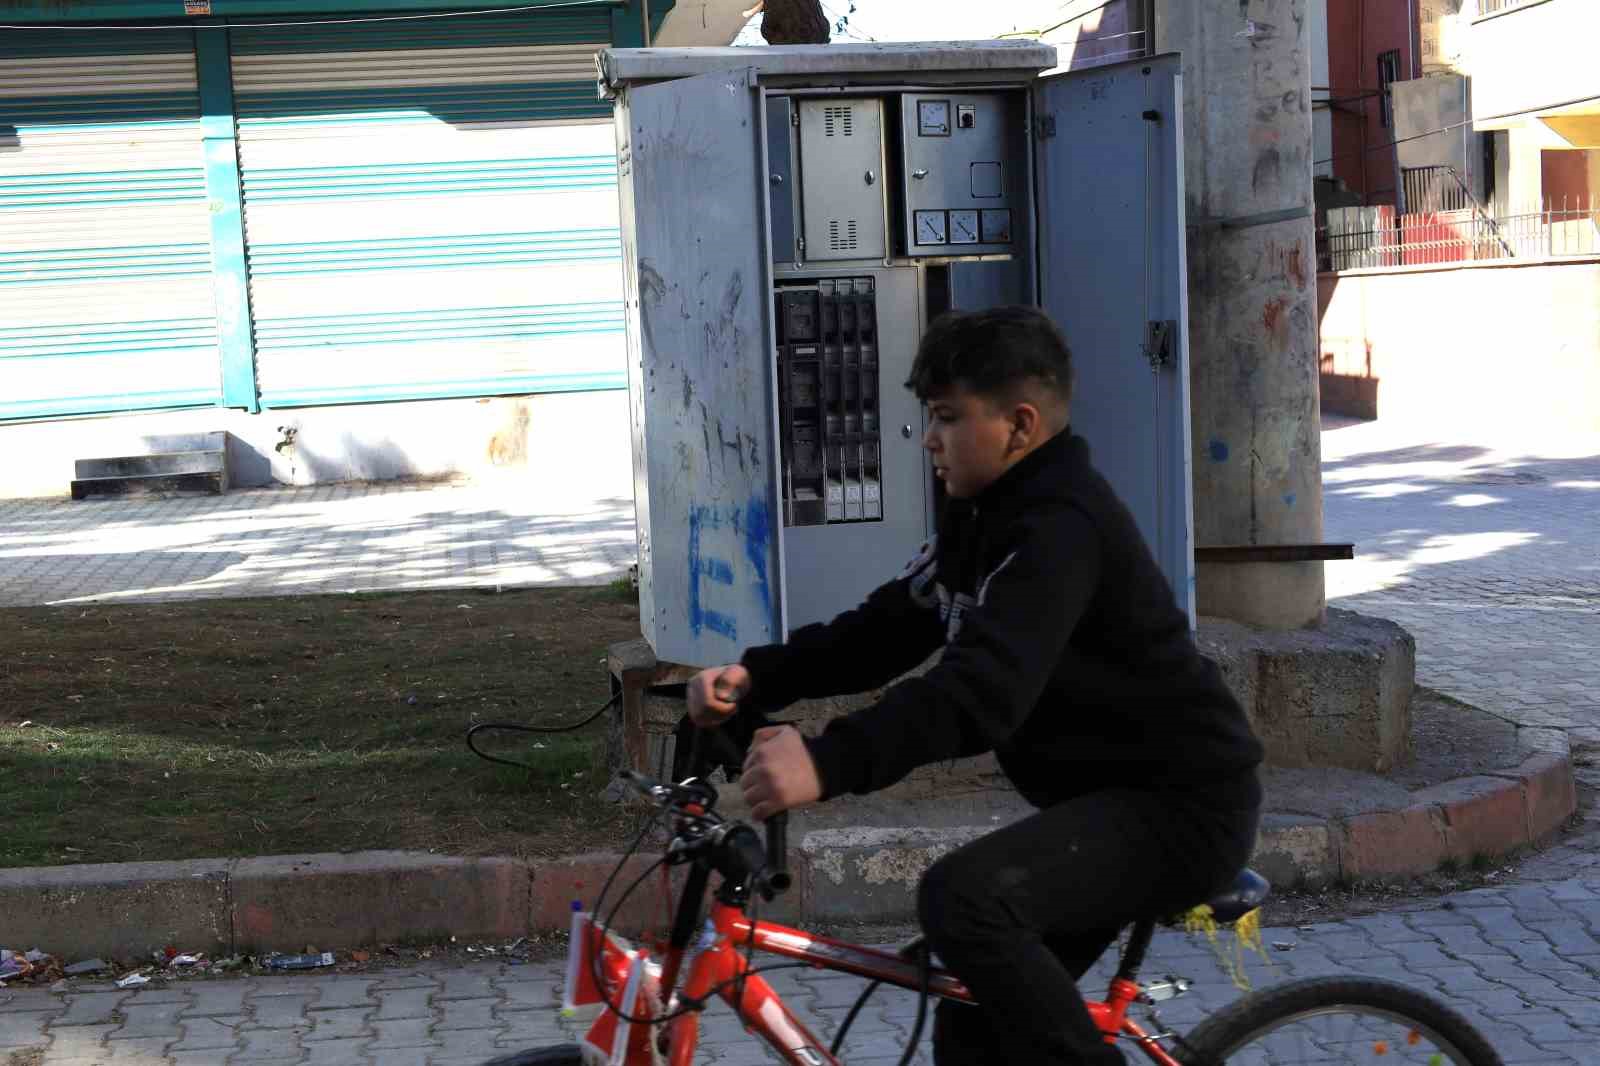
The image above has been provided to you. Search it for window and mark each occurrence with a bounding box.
[1377,50,1401,128]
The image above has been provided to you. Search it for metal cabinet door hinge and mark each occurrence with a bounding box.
[1144,320,1175,370]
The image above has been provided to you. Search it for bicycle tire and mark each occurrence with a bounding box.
[480,1045,584,1066]
[1175,976,1504,1065]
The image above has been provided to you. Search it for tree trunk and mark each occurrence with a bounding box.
[758,0,831,45]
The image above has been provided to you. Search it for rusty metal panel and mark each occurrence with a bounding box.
[1034,53,1195,621]
[619,67,782,667]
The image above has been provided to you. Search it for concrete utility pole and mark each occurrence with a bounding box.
[1156,0,1327,629]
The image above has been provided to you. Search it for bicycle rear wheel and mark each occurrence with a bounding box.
[481,1046,584,1065]
[1175,976,1504,1065]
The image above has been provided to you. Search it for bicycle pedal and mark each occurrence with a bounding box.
[1140,977,1191,1003]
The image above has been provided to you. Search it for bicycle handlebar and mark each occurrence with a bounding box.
[765,811,791,895]
[619,766,790,899]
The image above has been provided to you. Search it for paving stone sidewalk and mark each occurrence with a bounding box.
[9,872,1600,1064]
[1322,418,1600,747]
[0,480,635,606]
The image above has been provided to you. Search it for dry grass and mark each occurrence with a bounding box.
[0,584,645,868]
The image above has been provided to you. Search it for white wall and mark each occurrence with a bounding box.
[1319,257,1600,434]
[0,391,635,502]
[1312,0,1333,179]
[654,0,755,46]
[1469,0,1600,127]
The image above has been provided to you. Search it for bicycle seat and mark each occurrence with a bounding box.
[1180,867,1270,924]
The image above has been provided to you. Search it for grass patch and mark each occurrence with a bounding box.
[0,586,645,868]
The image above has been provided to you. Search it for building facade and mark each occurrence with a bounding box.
[1314,0,1599,217]
[1315,0,1600,431]
[0,0,671,495]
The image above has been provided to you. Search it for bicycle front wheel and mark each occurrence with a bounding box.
[1176,976,1504,1065]
[481,1046,584,1066]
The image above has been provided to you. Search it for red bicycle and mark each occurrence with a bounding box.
[484,770,1504,1066]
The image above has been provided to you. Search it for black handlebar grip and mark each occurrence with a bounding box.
[727,825,770,894]
[764,811,791,895]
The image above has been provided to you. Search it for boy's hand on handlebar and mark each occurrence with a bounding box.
[741,726,822,821]
[687,664,751,727]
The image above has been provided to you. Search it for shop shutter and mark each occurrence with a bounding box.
[0,30,222,421]
[229,11,626,407]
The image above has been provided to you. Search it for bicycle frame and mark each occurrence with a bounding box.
[572,899,1187,1066]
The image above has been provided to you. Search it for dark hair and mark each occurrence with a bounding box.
[905,306,1073,409]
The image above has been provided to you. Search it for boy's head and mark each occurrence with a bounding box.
[905,306,1073,499]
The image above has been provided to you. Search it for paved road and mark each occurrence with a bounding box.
[3,418,1599,1063]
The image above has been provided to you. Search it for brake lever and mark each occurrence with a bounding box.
[618,770,667,800]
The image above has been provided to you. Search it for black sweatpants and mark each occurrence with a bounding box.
[918,783,1260,1065]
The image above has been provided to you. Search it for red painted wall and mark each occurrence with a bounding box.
[1325,0,1420,206]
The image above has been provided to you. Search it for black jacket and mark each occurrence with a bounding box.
[739,430,1264,811]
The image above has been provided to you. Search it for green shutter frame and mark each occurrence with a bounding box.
[196,24,261,412]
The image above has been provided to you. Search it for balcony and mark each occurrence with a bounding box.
[1469,0,1600,128]
[1477,0,1541,14]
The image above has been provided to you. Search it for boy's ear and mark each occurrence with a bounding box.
[1009,402,1042,447]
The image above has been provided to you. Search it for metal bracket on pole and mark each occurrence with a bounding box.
[1143,320,1175,371]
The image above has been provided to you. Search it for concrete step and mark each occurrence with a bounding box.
[74,449,225,480]
[70,469,225,500]
[71,432,230,500]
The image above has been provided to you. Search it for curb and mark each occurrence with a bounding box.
[0,734,1577,959]
[1257,728,1576,887]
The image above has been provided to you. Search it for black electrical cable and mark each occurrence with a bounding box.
[584,805,668,1026]
[674,962,816,1012]
[730,878,761,1026]
[831,978,884,1055]
[466,692,620,770]
[897,942,931,1066]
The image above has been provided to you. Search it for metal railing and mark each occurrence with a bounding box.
[1319,199,1599,272]
[1477,0,1541,15]
[1402,166,1482,214]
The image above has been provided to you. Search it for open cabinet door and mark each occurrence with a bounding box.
[621,68,784,666]
[1033,54,1195,622]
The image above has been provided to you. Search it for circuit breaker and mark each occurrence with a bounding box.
[602,44,1195,668]
[777,278,882,526]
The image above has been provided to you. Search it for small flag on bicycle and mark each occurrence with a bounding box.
[581,952,649,1066]
[563,911,632,1012]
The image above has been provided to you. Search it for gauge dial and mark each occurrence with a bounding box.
[917,99,951,137]
[980,208,1013,244]
[914,210,947,246]
[949,209,979,245]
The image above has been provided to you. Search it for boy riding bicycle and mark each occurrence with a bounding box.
[687,306,1263,1065]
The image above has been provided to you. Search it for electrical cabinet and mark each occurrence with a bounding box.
[601,44,1194,669]
[899,92,1028,258]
